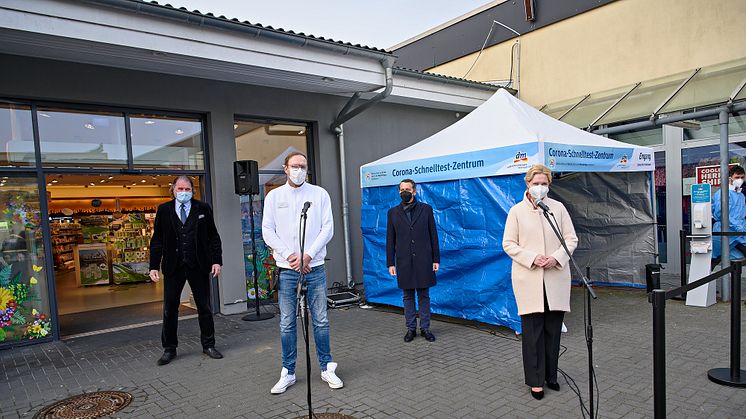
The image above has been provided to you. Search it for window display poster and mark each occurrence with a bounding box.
[241,198,275,300]
[77,245,110,286]
[0,182,52,344]
[112,261,150,284]
[80,215,110,243]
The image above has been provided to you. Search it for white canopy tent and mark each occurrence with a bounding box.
[361,88,654,187]
[359,88,657,331]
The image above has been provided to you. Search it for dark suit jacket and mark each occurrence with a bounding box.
[386,201,440,290]
[149,199,222,276]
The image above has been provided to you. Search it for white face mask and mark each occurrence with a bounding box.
[528,185,549,201]
[288,167,307,185]
[731,178,744,190]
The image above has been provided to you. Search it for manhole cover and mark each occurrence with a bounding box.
[34,390,133,419]
[293,414,356,419]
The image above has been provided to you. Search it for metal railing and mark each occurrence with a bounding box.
[649,260,745,418]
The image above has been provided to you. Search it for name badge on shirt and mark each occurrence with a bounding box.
[278,202,289,208]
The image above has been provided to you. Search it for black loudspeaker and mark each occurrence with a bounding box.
[233,160,259,195]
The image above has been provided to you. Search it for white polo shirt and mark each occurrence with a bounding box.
[261,181,334,269]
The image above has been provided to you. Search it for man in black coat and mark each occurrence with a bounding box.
[386,179,440,342]
[149,176,223,365]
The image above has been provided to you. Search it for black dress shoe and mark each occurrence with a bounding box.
[546,382,560,391]
[530,389,544,400]
[404,329,416,342]
[203,347,223,359]
[420,329,436,342]
[157,351,176,366]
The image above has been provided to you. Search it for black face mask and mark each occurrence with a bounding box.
[400,191,413,203]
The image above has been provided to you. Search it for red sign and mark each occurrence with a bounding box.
[696,163,738,187]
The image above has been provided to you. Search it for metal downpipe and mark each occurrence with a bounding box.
[332,62,394,289]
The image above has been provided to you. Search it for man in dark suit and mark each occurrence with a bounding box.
[149,176,223,365]
[386,179,440,342]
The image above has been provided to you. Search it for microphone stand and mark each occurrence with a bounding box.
[539,204,597,419]
[242,192,274,321]
[295,206,313,419]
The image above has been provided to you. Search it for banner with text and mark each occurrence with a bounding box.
[544,142,654,173]
[360,143,539,188]
[695,163,738,187]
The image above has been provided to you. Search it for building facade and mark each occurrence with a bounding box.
[393,0,746,278]
[0,0,498,347]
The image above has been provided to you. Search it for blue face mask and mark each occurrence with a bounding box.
[175,191,192,203]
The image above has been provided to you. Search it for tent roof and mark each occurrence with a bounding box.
[364,89,645,167]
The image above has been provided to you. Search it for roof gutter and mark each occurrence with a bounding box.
[82,0,396,61]
[392,67,505,93]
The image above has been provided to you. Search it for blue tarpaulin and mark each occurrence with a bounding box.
[361,175,526,332]
[360,90,655,333]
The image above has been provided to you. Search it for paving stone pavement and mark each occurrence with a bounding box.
[1,287,744,418]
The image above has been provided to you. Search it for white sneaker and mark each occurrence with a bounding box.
[321,362,344,389]
[270,367,296,394]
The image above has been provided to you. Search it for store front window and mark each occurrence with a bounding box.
[130,114,204,170]
[0,177,51,343]
[47,174,203,336]
[0,97,209,342]
[38,108,127,167]
[234,120,311,302]
[0,103,35,167]
[681,141,746,234]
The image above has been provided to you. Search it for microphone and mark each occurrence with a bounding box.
[301,201,312,215]
[536,199,552,214]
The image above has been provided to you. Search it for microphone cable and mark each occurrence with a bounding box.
[548,210,600,419]
[556,286,600,418]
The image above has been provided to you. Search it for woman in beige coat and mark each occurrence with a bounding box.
[502,164,578,400]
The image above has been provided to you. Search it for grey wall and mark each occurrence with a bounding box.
[0,54,462,314]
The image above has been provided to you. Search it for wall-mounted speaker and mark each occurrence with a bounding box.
[233,160,259,195]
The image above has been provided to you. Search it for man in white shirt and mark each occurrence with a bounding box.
[262,152,343,394]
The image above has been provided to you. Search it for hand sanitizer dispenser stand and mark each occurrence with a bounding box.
[687,183,717,307]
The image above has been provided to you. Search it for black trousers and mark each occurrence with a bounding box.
[520,290,565,387]
[162,264,215,351]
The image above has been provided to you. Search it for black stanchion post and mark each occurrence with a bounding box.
[732,262,742,380]
[707,260,746,387]
[652,289,666,419]
[585,266,594,419]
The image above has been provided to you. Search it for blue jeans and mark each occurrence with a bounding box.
[278,265,332,375]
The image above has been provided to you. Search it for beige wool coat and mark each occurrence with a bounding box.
[502,193,578,315]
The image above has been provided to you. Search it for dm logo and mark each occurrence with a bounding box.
[548,157,556,168]
[513,151,528,163]
[364,172,372,181]
[619,154,628,164]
